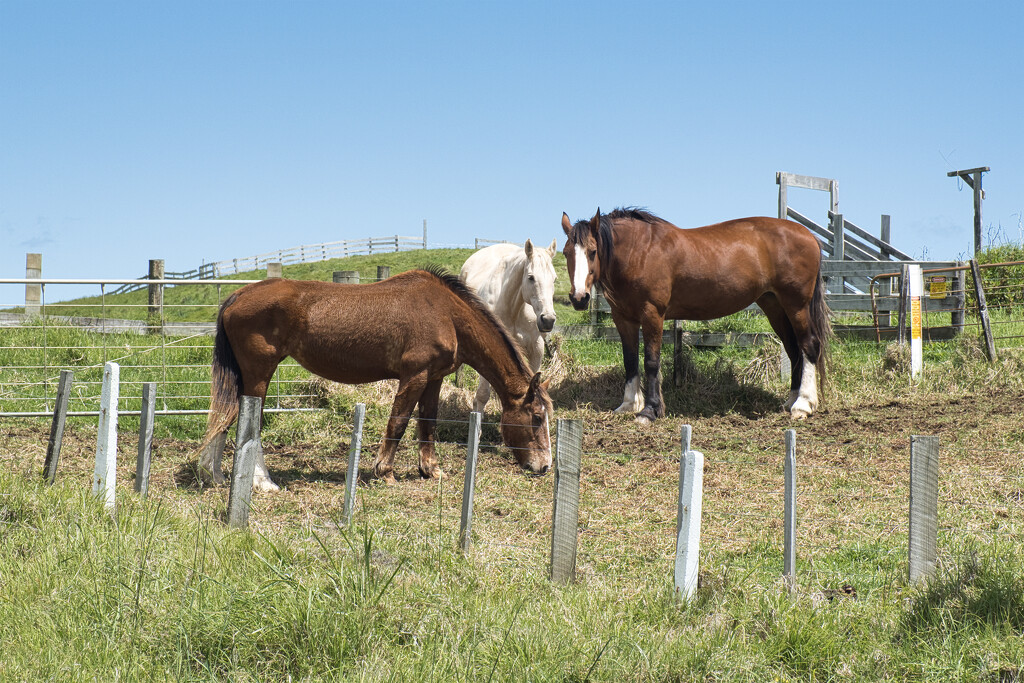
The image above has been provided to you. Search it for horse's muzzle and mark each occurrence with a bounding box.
[537,314,555,333]
[569,293,590,311]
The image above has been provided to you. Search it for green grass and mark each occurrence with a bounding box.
[1,467,1022,681]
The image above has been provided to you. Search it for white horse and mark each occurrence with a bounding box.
[460,239,558,413]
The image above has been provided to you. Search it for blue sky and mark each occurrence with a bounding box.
[2,1,1021,292]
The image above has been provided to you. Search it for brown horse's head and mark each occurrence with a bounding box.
[500,372,553,474]
[561,208,603,311]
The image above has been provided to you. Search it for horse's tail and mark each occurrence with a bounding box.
[195,296,244,455]
[810,267,833,391]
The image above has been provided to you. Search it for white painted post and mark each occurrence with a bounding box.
[783,429,797,590]
[674,424,704,600]
[342,403,366,526]
[908,264,924,380]
[459,411,483,552]
[93,362,120,509]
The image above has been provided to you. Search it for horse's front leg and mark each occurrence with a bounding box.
[611,317,644,414]
[372,373,427,484]
[636,312,666,424]
[416,378,445,479]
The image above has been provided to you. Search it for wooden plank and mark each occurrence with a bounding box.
[135,382,156,499]
[776,172,833,192]
[970,259,997,361]
[829,212,914,261]
[227,396,262,529]
[43,369,74,484]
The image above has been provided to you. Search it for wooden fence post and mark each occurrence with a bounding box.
[266,262,283,278]
[342,403,366,526]
[550,419,583,584]
[459,411,483,552]
[92,362,120,510]
[897,264,909,345]
[227,396,262,529]
[673,322,683,387]
[135,382,156,499]
[909,435,940,583]
[333,270,359,284]
[25,253,42,317]
[147,259,164,321]
[951,262,966,334]
[969,259,997,361]
[783,429,797,590]
[674,424,703,601]
[43,369,74,484]
[831,213,845,263]
[377,265,391,282]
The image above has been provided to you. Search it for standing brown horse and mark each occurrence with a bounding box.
[196,266,552,489]
[561,208,831,423]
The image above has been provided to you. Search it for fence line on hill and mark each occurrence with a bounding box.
[31,374,1024,597]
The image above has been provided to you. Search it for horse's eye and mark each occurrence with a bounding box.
[527,275,535,282]
[588,250,597,260]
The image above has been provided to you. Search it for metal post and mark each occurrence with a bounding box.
[550,419,583,584]
[342,403,366,526]
[135,383,156,499]
[459,411,483,552]
[909,435,940,583]
[43,369,74,484]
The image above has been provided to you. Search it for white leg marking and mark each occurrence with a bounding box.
[613,376,645,414]
[789,354,818,419]
[252,449,281,492]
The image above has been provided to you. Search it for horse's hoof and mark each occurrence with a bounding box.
[253,476,281,493]
[635,415,651,426]
[790,408,811,420]
[199,467,226,487]
[420,466,445,480]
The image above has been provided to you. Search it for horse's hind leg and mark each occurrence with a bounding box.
[373,372,428,484]
[763,293,821,419]
[416,378,444,479]
[758,294,803,412]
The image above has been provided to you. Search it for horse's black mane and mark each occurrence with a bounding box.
[569,207,662,288]
[419,264,531,376]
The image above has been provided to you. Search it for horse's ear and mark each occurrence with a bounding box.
[548,238,557,256]
[589,207,601,236]
[561,212,572,237]
[524,238,534,258]
[526,372,542,401]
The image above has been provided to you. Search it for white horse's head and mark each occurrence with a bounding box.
[522,238,558,333]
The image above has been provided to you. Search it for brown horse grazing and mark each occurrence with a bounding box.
[195,266,552,489]
[561,208,831,423]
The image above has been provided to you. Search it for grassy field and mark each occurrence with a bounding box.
[2,248,1024,680]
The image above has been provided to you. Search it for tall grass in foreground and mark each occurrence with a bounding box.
[1,469,1022,681]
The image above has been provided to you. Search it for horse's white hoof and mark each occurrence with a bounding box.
[635,415,651,426]
[789,396,813,420]
[613,403,632,414]
[253,476,281,493]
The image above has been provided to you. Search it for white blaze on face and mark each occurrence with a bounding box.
[572,244,590,299]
